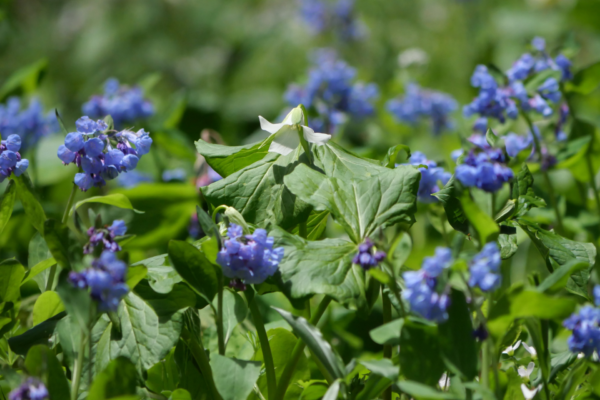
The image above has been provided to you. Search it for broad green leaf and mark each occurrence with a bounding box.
[125,265,147,290]
[28,233,54,292]
[284,163,420,243]
[221,288,247,344]
[134,280,196,319]
[459,190,499,244]
[432,177,469,235]
[22,257,56,286]
[498,234,518,260]
[195,205,221,242]
[168,240,219,302]
[323,380,341,400]
[360,359,398,381]
[132,254,182,294]
[271,228,364,307]
[0,259,25,303]
[42,219,70,269]
[299,382,329,400]
[313,142,385,180]
[274,307,346,380]
[71,193,144,216]
[567,61,600,94]
[291,209,329,240]
[399,320,445,386]
[369,319,404,345]
[146,348,179,395]
[0,58,47,99]
[202,148,312,230]
[173,340,210,400]
[55,315,81,367]
[169,389,192,400]
[210,353,262,400]
[92,292,185,376]
[396,380,458,399]
[381,144,411,168]
[555,128,594,182]
[12,174,46,233]
[388,231,412,277]
[8,311,66,355]
[195,135,276,178]
[25,345,70,400]
[0,179,16,235]
[57,275,93,331]
[511,164,546,217]
[87,357,138,400]
[536,259,589,293]
[32,291,65,326]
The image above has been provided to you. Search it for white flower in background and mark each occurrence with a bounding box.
[258,106,331,155]
[398,48,429,68]
[518,362,535,382]
[438,373,449,390]
[502,340,521,356]
[521,384,542,400]
[522,343,537,359]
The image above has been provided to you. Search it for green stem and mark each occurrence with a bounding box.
[275,296,332,400]
[62,182,78,225]
[248,296,277,400]
[481,337,489,389]
[217,275,225,355]
[45,265,57,292]
[212,205,227,224]
[382,288,392,400]
[71,329,87,400]
[181,328,222,400]
[586,154,600,215]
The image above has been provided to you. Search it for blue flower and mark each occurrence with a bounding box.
[468,242,502,292]
[162,168,187,182]
[298,0,364,40]
[0,97,59,152]
[531,37,546,52]
[83,219,127,254]
[555,103,569,141]
[455,138,513,192]
[563,305,600,357]
[82,78,154,129]
[555,54,573,81]
[537,78,561,103]
[352,238,386,270]
[0,134,29,182]
[594,285,600,307]
[387,83,457,134]
[504,133,533,158]
[217,223,284,285]
[9,378,48,400]
[401,151,451,203]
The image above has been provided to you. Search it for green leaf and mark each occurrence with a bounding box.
[57,274,93,331]
[12,174,46,233]
[32,291,65,326]
[132,254,182,294]
[42,219,70,269]
[27,233,54,292]
[291,209,329,240]
[271,228,364,307]
[554,358,587,400]
[221,288,247,345]
[274,307,346,381]
[210,353,262,400]
[146,348,179,395]
[299,382,329,400]
[459,190,499,244]
[195,136,275,178]
[0,180,16,236]
[0,259,26,303]
[567,61,600,94]
[0,59,47,99]
[524,318,550,388]
[432,177,469,235]
[92,292,185,376]
[284,163,420,243]
[396,381,458,399]
[485,129,498,147]
[498,234,518,260]
[125,265,147,290]
[313,142,385,180]
[195,205,221,242]
[169,389,193,400]
[173,340,210,400]
[388,232,412,277]
[87,357,138,400]
[381,144,411,168]
[25,345,70,400]
[168,240,219,302]
[369,319,404,346]
[322,380,341,400]
[71,194,144,216]
[536,259,589,293]
[361,358,399,381]
[8,311,66,355]
[511,164,546,217]
[399,319,445,386]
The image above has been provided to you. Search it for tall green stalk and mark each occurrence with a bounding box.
[217,274,225,355]
[382,288,392,400]
[248,296,277,400]
[71,329,87,400]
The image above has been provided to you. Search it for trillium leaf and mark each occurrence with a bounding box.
[210,354,262,400]
[12,174,46,233]
[313,142,385,180]
[0,179,16,236]
[25,345,70,400]
[284,163,420,243]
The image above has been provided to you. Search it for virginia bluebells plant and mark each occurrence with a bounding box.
[0,97,58,151]
[57,116,152,191]
[0,134,29,182]
[563,305,600,357]
[468,242,502,292]
[82,78,154,129]
[353,238,386,270]
[8,378,48,400]
[402,247,452,322]
[401,151,451,203]
[298,0,364,41]
[284,49,377,133]
[83,220,127,254]
[387,83,457,134]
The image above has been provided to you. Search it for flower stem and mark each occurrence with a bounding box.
[586,154,600,216]
[382,287,392,400]
[62,182,78,225]
[212,205,227,224]
[181,328,222,400]
[247,295,277,400]
[274,296,332,400]
[217,275,225,355]
[71,329,87,400]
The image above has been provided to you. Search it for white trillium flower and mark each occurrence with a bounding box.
[258,107,331,155]
[438,373,449,390]
[521,383,542,400]
[502,340,521,356]
[522,342,537,359]
[518,362,535,382]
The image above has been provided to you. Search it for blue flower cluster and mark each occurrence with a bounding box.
[352,238,386,270]
[387,83,458,134]
[299,0,363,41]
[563,306,600,357]
[9,379,48,400]
[401,151,451,203]
[455,135,514,192]
[464,38,571,130]
[82,78,154,129]
[83,220,127,255]
[284,49,378,133]
[216,224,284,285]
[0,97,58,151]
[402,247,452,322]
[57,116,152,191]
[468,242,502,292]
[0,134,29,182]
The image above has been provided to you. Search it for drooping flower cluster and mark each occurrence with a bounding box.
[563,306,600,357]
[455,134,513,192]
[8,378,48,400]
[57,116,152,191]
[298,0,364,41]
[82,78,154,129]
[284,49,378,133]
[402,247,452,322]
[468,242,502,292]
[387,83,458,134]
[352,238,386,270]
[401,151,451,203]
[216,224,284,285]
[83,220,127,254]
[0,134,29,182]
[0,97,59,151]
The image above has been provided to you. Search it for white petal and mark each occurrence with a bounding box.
[523,343,537,356]
[520,384,541,400]
[518,367,527,378]
[268,141,294,155]
[301,125,331,145]
[259,116,290,135]
[526,362,535,374]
